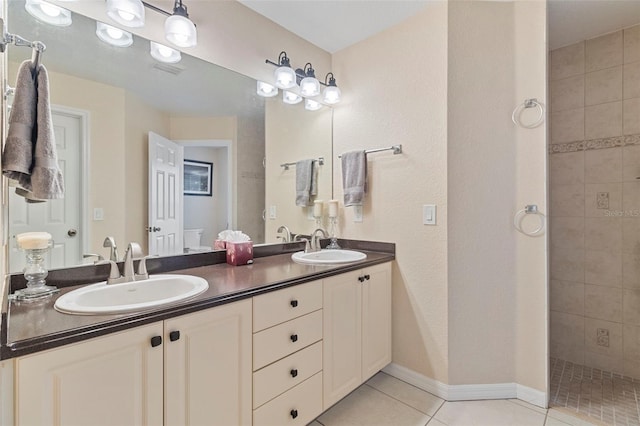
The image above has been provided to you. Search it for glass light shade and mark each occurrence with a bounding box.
[96,22,133,47]
[300,76,320,97]
[305,99,323,111]
[283,91,302,105]
[165,14,197,48]
[150,41,181,63]
[323,85,341,104]
[274,66,296,89]
[256,81,278,97]
[25,0,72,26]
[106,0,145,28]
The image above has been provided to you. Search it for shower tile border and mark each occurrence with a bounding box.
[549,134,640,154]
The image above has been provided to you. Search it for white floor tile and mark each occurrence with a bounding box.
[545,416,573,426]
[433,399,547,426]
[508,398,548,415]
[427,419,447,425]
[308,422,323,426]
[366,372,445,416]
[317,385,431,426]
[546,408,605,426]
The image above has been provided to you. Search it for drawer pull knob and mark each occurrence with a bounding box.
[169,331,181,342]
[150,336,162,347]
[290,299,298,308]
[358,276,365,282]
[290,409,298,419]
[290,334,298,343]
[290,368,298,378]
[364,274,371,280]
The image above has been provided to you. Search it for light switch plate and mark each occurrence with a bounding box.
[269,205,277,220]
[93,207,104,221]
[354,205,363,222]
[423,204,436,225]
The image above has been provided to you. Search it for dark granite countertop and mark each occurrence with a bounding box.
[0,240,394,360]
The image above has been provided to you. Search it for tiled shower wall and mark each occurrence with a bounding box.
[549,25,640,379]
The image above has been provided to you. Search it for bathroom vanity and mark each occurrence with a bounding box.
[0,240,393,426]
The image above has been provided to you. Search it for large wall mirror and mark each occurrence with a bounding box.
[6,1,333,272]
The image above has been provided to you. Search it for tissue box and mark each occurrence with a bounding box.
[226,241,253,266]
[214,239,227,250]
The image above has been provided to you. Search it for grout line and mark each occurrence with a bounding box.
[363,382,440,417]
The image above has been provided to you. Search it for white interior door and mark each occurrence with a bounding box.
[148,132,183,256]
[8,110,82,273]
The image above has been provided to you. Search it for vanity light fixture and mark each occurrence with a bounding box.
[283,90,303,105]
[322,72,341,105]
[164,0,197,48]
[273,51,297,89]
[106,0,145,28]
[305,99,323,111]
[25,0,72,27]
[150,41,181,63]
[96,22,134,47]
[256,81,278,97]
[299,63,320,97]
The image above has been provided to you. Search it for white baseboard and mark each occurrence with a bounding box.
[382,363,547,409]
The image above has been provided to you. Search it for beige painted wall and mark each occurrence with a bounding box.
[264,99,333,243]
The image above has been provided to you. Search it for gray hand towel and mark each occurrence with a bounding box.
[341,150,367,207]
[296,159,314,206]
[2,61,37,191]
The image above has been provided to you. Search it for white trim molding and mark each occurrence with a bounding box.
[383,363,547,409]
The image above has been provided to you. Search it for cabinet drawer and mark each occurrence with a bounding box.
[253,372,322,426]
[253,281,322,332]
[253,341,322,409]
[253,310,322,370]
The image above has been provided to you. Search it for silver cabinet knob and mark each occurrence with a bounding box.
[68,229,77,237]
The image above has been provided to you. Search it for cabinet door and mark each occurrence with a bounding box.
[323,269,362,409]
[164,299,252,426]
[362,262,392,381]
[15,323,164,426]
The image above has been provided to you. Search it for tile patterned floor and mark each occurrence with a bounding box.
[550,358,640,426]
[312,371,602,426]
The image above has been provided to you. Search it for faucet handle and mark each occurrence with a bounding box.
[103,236,119,262]
[136,255,158,280]
[97,260,124,284]
[83,253,104,263]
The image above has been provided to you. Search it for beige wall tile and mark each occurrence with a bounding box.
[551,42,585,80]
[551,280,585,315]
[551,75,584,112]
[551,248,585,282]
[623,181,640,212]
[623,288,640,326]
[585,183,622,217]
[550,217,584,250]
[585,250,622,287]
[622,218,640,251]
[623,324,640,360]
[585,147,623,183]
[585,317,623,357]
[550,151,584,185]
[586,31,623,72]
[550,184,584,217]
[586,67,623,106]
[585,351,623,374]
[550,342,585,365]
[585,102,623,140]
[623,98,640,135]
[585,284,623,322]
[585,217,622,251]
[623,250,640,289]
[624,145,640,181]
[551,108,585,144]
[624,359,640,378]
[551,311,585,350]
[624,25,640,64]
[624,61,640,99]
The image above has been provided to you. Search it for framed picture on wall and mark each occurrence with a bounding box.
[184,160,213,196]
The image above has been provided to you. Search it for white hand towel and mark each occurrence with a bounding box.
[295,159,314,206]
[341,150,367,207]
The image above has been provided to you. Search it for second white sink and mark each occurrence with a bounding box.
[291,249,367,265]
[54,274,209,315]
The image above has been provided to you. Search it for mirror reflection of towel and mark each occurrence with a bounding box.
[295,159,316,206]
[341,150,367,207]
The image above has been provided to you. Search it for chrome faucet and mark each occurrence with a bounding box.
[310,228,328,252]
[103,236,119,262]
[276,225,291,243]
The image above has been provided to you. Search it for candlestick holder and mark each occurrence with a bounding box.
[13,240,59,301]
[326,216,341,250]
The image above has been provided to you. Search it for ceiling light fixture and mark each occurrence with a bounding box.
[150,41,181,63]
[25,0,72,26]
[322,73,341,105]
[106,0,145,28]
[164,0,197,48]
[298,63,320,97]
[272,51,296,89]
[283,91,302,105]
[305,99,323,111]
[96,22,133,47]
[256,81,278,97]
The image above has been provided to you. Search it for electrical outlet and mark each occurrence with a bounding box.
[269,205,277,220]
[93,207,104,221]
[354,205,363,222]
[597,328,610,347]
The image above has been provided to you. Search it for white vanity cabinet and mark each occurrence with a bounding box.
[252,281,324,426]
[14,298,252,426]
[323,262,392,409]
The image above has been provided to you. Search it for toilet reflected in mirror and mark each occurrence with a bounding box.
[183,229,212,253]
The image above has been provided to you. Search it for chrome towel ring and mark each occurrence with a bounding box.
[514,204,546,237]
[512,98,545,129]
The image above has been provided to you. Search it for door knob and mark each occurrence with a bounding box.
[68,229,77,237]
[146,226,161,233]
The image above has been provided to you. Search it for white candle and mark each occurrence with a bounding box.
[313,200,323,217]
[16,232,52,250]
[328,200,339,218]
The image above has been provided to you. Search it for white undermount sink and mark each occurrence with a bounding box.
[54,274,209,315]
[291,249,367,265]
